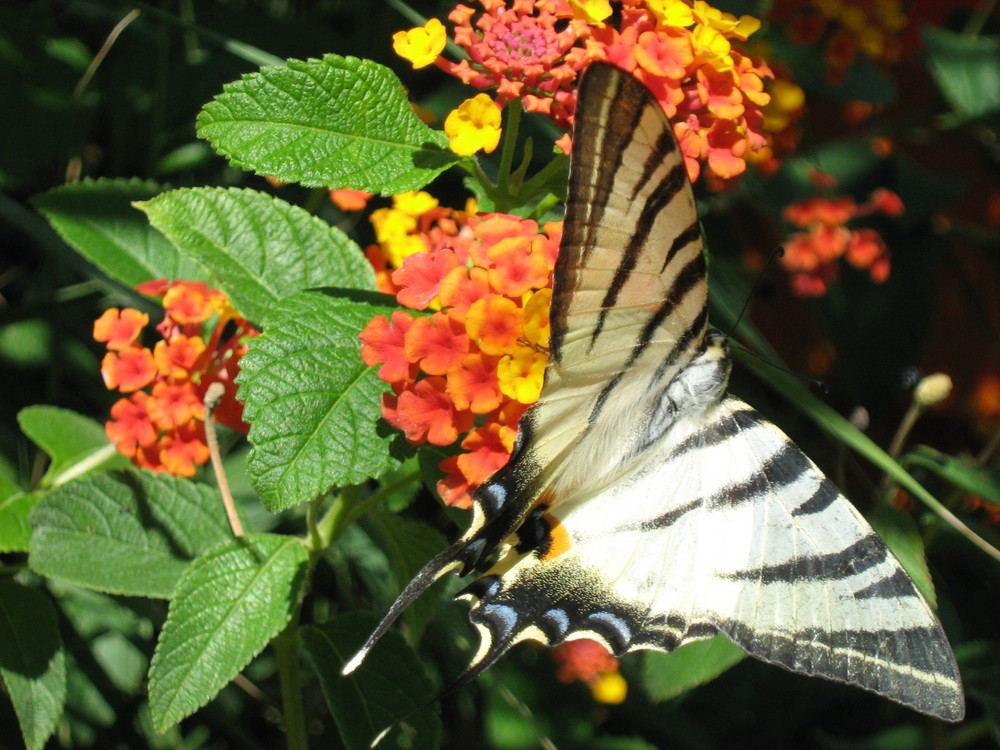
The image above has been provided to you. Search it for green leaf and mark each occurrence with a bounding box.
[642,635,745,702]
[0,471,20,499]
[868,503,937,609]
[29,470,235,598]
[197,54,459,193]
[0,580,66,750]
[18,406,128,489]
[136,187,375,324]
[0,491,40,552]
[148,533,307,731]
[301,613,441,750]
[923,26,1000,121]
[31,178,208,288]
[237,290,404,511]
[904,445,1000,506]
[365,511,447,641]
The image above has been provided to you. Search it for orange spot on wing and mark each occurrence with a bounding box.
[542,514,572,560]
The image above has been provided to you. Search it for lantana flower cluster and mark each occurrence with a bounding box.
[95,280,257,476]
[395,0,789,182]
[780,185,903,296]
[365,190,479,294]
[360,211,561,508]
[771,0,907,83]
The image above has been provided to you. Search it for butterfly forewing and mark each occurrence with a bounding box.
[549,63,707,387]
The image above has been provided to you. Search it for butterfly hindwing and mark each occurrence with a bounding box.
[464,396,963,721]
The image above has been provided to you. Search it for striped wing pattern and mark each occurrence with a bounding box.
[464,397,964,721]
[345,62,964,721]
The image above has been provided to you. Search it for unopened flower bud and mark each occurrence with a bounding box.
[914,373,952,408]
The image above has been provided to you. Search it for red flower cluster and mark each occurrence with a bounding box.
[360,212,560,508]
[780,186,903,296]
[402,0,787,181]
[585,0,772,182]
[771,0,907,84]
[96,281,256,476]
[551,638,627,704]
[441,0,592,135]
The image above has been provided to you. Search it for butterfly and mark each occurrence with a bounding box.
[345,61,964,722]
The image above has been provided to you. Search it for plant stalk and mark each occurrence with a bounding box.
[273,620,308,750]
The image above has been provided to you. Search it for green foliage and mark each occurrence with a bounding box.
[923,26,1000,122]
[642,636,746,702]
[31,178,209,288]
[29,471,234,597]
[904,446,1000,505]
[18,406,128,489]
[0,491,40,553]
[237,290,404,510]
[148,533,308,730]
[301,613,442,749]
[364,510,448,640]
[0,581,66,750]
[197,54,460,192]
[137,187,376,323]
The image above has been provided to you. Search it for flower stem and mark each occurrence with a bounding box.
[495,99,523,197]
[273,619,308,750]
[517,151,569,205]
[203,382,244,537]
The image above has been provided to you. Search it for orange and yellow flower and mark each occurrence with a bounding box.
[551,638,628,704]
[96,281,257,476]
[360,201,561,508]
[779,182,902,296]
[392,0,790,183]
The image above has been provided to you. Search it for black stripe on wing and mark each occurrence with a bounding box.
[590,162,689,347]
[852,568,921,600]
[707,441,813,508]
[587,273,708,431]
[635,252,706,366]
[549,67,643,361]
[661,222,702,273]
[721,533,890,584]
[721,618,964,721]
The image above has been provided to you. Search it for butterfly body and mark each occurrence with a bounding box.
[346,62,964,723]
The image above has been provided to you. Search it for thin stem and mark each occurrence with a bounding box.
[73,9,141,99]
[203,383,244,537]
[495,99,523,195]
[516,152,569,204]
[307,470,422,556]
[273,621,308,750]
[976,419,1000,466]
[132,1,284,66]
[341,469,422,529]
[887,402,921,462]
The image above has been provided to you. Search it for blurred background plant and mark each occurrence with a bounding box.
[1,1,1000,749]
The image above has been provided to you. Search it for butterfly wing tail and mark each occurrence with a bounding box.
[342,540,467,675]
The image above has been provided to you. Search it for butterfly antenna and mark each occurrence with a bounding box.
[727,245,784,339]
[729,339,828,394]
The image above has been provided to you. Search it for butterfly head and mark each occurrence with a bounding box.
[704,328,728,358]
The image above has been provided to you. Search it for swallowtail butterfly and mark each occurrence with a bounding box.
[345,62,964,722]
